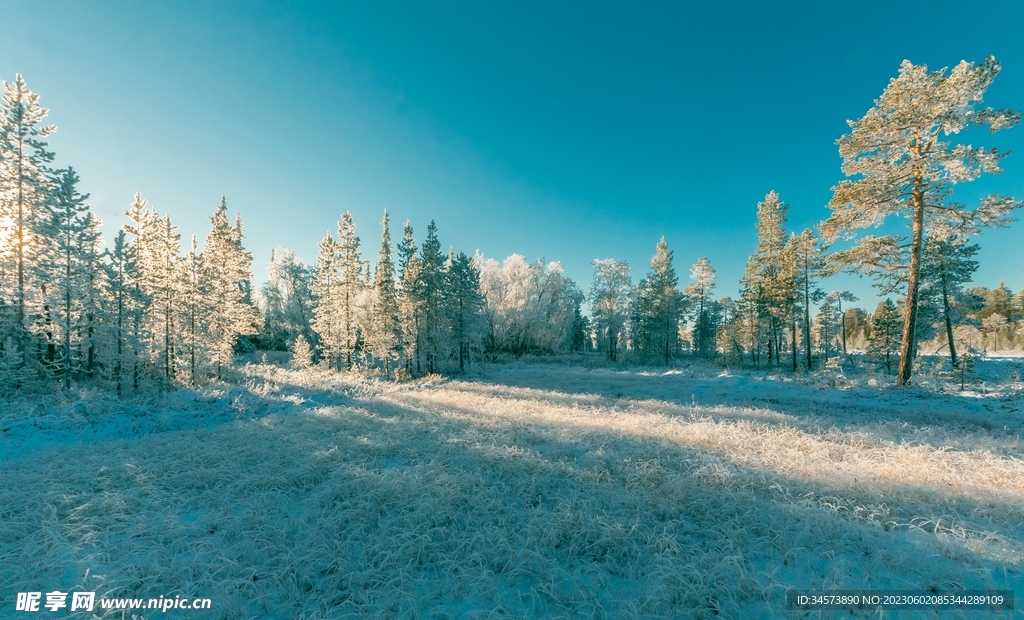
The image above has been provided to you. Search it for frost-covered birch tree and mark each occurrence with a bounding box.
[821,57,1022,385]
[476,254,583,356]
[590,259,631,361]
[260,247,314,352]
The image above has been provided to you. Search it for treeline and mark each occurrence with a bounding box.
[0,76,256,393]
[3,56,1023,393]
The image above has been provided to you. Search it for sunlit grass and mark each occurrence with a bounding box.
[1,362,1021,618]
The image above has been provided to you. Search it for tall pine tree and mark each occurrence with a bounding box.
[369,210,402,375]
[201,196,257,380]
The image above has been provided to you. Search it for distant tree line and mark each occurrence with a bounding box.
[2,56,1023,392]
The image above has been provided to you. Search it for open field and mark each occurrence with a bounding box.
[2,360,1023,618]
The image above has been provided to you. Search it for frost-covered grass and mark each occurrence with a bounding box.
[2,361,1023,618]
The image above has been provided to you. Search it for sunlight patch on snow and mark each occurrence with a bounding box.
[1,362,1021,617]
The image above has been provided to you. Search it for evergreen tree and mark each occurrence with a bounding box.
[417,221,447,373]
[0,74,55,358]
[815,293,843,362]
[37,167,97,388]
[201,196,257,380]
[123,192,158,383]
[742,191,794,366]
[151,215,181,382]
[686,257,717,358]
[397,221,420,373]
[291,333,313,370]
[821,57,1022,385]
[177,235,207,386]
[369,210,402,375]
[632,237,685,364]
[336,212,364,370]
[789,229,825,369]
[446,251,485,372]
[104,230,145,393]
[311,233,342,370]
[920,230,978,367]
[868,299,901,374]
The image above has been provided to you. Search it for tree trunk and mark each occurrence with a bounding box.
[941,272,957,369]
[897,174,925,386]
[840,308,848,355]
[804,266,812,370]
[791,311,797,372]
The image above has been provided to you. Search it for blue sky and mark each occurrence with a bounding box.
[3,1,1023,307]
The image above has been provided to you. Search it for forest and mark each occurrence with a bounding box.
[1,58,1022,395]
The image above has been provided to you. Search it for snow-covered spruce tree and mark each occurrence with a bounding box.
[868,299,901,374]
[686,257,717,358]
[815,293,843,362]
[821,57,1022,385]
[789,229,825,370]
[0,74,56,361]
[716,297,744,365]
[177,235,209,386]
[311,233,342,370]
[336,212,364,370]
[122,192,159,383]
[259,249,286,349]
[368,210,402,376]
[76,211,105,379]
[150,215,181,383]
[631,237,685,364]
[446,250,486,372]
[200,196,257,380]
[104,230,145,393]
[416,221,447,374]
[397,221,420,374]
[290,333,313,370]
[590,259,631,362]
[36,167,100,389]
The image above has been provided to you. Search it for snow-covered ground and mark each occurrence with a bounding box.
[2,360,1023,618]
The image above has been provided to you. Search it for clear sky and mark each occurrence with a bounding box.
[2,0,1023,308]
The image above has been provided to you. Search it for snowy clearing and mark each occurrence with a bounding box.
[2,361,1023,618]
